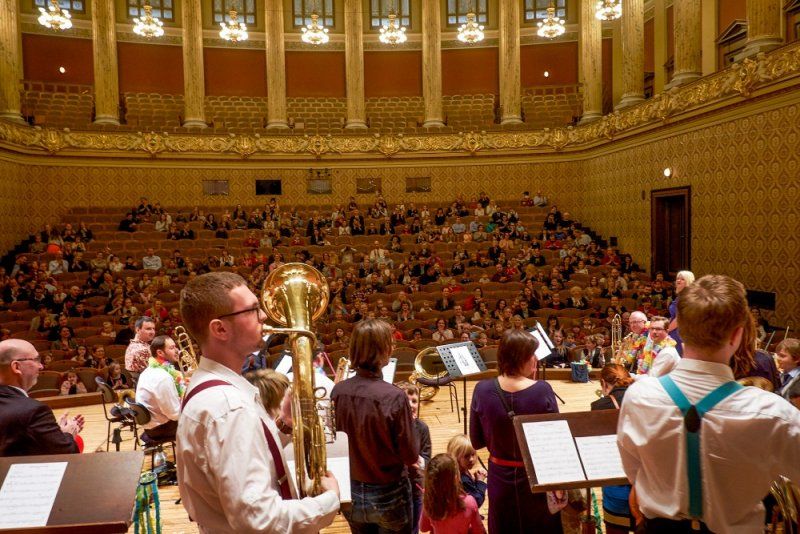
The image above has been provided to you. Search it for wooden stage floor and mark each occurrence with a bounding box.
[58,376,601,533]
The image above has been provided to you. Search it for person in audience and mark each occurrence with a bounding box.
[124,317,156,381]
[332,319,418,533]
[668,270,695,356]
[618,275,800,533]
[776,338,800,400]
[142,248,163,271]
[583,334,606,368]
[59,370,87,396]
[447,433,487,509]
[433,318,455,342]
[51,326,77,353]
[397,382,432,534]
[118,213,138,232]
[420,453,486,534]
[634,316,679,378]
[177,271,340,531]
[72,344,90,367]
[470,329,561,533]
[0,339,85,455]
[105,362,129,390]
[135,335,185,441]
[591,364,634,532]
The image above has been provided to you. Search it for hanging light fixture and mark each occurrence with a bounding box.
[301,12,330,45]
[595,0,622,21]
[536,1,565,40]
[379,12,407,45]
[38,0,73,31]
[457,11,484,44]
[219,8,249,42]
[133,1,165,39]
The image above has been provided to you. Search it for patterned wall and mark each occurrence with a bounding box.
[0,98,797,325]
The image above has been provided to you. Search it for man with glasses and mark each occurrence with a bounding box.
[616,311,649,372]
[176,271,340,532]
[634,316,680,378]
[0,339,85,456]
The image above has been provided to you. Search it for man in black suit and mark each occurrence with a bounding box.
[0,339,84,456]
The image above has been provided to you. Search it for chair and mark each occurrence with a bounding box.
[29,388,59,399]
[126,398,177,471]
[95,377,137,451]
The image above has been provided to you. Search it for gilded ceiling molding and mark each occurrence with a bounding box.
[1,41,798,161]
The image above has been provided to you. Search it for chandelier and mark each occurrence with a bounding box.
[595,0,622,21]
[379,13,407,45]
[536,2,565,40]
[219,9,248,42]
[457,12,485,44]
[301,13,330,45]
[38,0,73,31]
[133,2,165,39]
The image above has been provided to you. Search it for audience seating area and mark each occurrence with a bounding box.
[22,82,94,130]
[521,85,583,129]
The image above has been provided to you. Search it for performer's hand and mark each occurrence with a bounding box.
[320,470,340,498]
[279,388,293,427]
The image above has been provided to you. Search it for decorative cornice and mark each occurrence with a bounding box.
[1,42,798,161]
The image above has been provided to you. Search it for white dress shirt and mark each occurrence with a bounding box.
[618,359,800,533]
[633,345,680,381]
[136,365,181,429]
[177,357,339,533]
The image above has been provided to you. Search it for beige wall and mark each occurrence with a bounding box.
[1,95,798,326]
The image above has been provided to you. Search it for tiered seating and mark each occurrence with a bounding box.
[442,93,497,130]
[21,82,94,129]
[366,96,424,132]
[204,95,267,132]
[287,97,347,133]
[521,85,582,129]
[124,92,184,131]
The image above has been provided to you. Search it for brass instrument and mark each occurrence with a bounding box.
[333,356,351,383]
[408,346,454,401]
[610,314,624,365]
[174,325,199,374]
[261,263,330,497]
[769,476,799,533]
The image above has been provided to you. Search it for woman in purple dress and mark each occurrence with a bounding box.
[668,270,695,356]
[470,330,562,533]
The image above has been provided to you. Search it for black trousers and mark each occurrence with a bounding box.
[644,517,712,534]
[142,419,178,442]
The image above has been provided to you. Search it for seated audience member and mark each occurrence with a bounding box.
[420,453,486,534]
[592,364,635,533]
[118,213,138,232]
[59,370,87,396]
[51,326,77,353]
[432,319,455,342]
[0,339,85,455]
[777,338,800,400]
[244,369,290,418]
[397,382,432,534]
[546,330,570,368]
[618,275,800,534]
[135,335,185,441]
[583,334,606,368]
[447,434,487,509]
[634,316,679,378]
[106,362,130,390]
[332,319,419,533]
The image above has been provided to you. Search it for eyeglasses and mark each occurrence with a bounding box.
[216,304,262,320]
[13,356,42,364]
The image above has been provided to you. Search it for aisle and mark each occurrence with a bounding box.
[59,376,601,533]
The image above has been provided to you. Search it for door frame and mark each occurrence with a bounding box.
[650,186,692,276]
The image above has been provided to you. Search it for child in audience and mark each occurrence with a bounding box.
[59,370,87,396]
[446,434,488,508]
[397,382,432,534]
[106,362,130,390]
[420,454,486,534]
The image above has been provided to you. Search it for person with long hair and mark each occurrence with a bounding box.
[332,319,419,533]
[729,314,780,391]
[668,270,695,355]
[419,454,486,534]
[591,364,635,533]
[447,434,487,509]
[470,330,562,533]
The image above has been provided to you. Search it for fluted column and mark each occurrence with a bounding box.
[653,0,667,93]
[421,0,444,127]
[701,0,718,75]
[344,0,367,129]
[91,0,120,125]
[668,0,702,87]
[182,0,207,128]
[498,0,521,124]
[740,0,784,59]
[0,0,23,123]
[579,0,602,123]
[265,0,288,128]
[615,0,644,109]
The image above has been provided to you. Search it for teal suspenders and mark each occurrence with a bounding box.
[658,375,743,521]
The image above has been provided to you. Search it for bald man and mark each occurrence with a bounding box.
[0,339,84,456]
[616,311,649,372]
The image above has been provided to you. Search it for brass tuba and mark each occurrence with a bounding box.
[261,263,330,497]
[610,314,625,366]
[174,325,199,374]
[408,346,454,401]
[333,356,351,383]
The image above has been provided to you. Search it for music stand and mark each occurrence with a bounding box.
[512,410,629,524]
[527,323,565,405]
[435,341,487,434]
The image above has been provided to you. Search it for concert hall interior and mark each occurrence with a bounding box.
[0,0,799,532]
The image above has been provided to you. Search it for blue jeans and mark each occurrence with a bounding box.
[344,478,413,534]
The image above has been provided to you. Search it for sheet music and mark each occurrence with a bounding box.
[0,462,68,528]
[275,355,293,376]
[522,420,586,485]
[529,325,555,361]
[574,435,626,481]
[450,345,480,375]
[326,457,351,502]
[382,358,397,383]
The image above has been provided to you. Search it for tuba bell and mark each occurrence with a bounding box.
[174,325,199,374]
[261,263,330,497]
[407,346,454,401]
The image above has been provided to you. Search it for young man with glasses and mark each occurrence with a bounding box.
[634,316,680,378]
[0,339,85,456]
[176,271,340,533]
